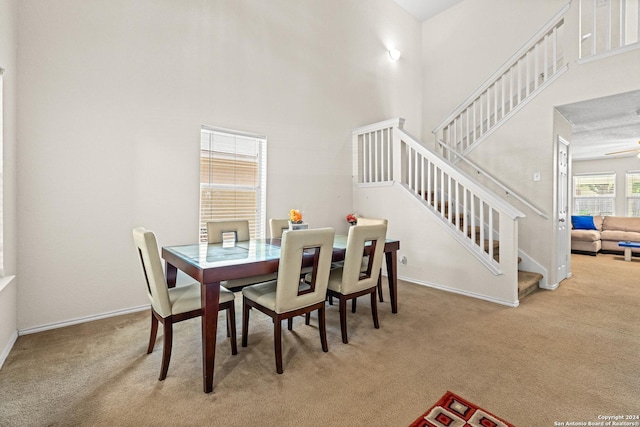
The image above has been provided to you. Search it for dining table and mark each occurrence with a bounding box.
[162,234,400,393]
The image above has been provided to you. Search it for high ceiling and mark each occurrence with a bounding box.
[391,0,463,21]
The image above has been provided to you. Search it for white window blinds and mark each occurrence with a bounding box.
[573,173,616,216]
[199,126,267,242]
[626,171,640,216]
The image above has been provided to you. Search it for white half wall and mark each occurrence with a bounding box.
[354,183,520,306]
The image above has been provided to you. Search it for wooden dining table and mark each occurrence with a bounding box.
[162,235,400,393]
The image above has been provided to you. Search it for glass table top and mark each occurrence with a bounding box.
[163,239,284,269]
[163,235,390,270]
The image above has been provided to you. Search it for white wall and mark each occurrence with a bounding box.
[421,0,567,143]
[16,0,422,330]
[573,156,640,216]
[0,0,18,365]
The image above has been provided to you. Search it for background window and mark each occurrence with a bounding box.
[626,171,640,217]
[0,69,4,276]
[573,173,615,216]
[199,126,267,242]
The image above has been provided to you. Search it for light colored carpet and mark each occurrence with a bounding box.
[1,253,638,426]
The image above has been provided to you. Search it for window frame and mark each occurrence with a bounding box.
[199,125,267,242]
[573,172,616,216]
[625,170,640,217]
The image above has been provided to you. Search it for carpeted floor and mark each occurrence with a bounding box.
[0,253,638,426]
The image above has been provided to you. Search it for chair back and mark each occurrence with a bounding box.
[132,227,172,318]
[207,220,250,243]
[269,218,289,238]
[341,223,387,294]
[356,217,388,226]
[274,227,335,313]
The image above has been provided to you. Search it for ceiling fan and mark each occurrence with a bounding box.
[605,140,640,156]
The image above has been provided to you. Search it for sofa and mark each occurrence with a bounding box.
[571,215,640,256]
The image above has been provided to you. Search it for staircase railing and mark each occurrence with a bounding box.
[351,118,402,186]
[579,0,640,62]
[436,138,549,219]
[433,3,571,162]
[353,119,525,275]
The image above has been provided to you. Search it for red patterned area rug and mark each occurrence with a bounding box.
[409,391,515,427]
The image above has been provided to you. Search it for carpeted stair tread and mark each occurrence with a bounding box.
[518,270,542,299]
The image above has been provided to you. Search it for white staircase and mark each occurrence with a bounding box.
[350,1,640,306]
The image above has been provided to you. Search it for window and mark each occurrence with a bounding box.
[0,68,4,276]
[626,171,640,217]
[199,126,267,242]
[573,173,615,216]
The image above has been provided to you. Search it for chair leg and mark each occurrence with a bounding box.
[351,297,357,313]
[287,317,293,331]
[339,296,349,344]
[227,304,238,355]
[377,272,384,302]
[275,319,283,374]
[241,297,250,348]
[305,312,311,325]
[318,306,328,352]
[159,318,173,381]
[370,288,380,329]
[147,311,158,354]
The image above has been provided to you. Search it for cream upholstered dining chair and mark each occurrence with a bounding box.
[132,227,237,381]
[206,220,277,289]
[269,218,290,238]
[326,222,387,344]
[207,219,252,244]
[241,227,335,374]
[356,218,388,303]
[271,217,314,280]
[328,217,387,306]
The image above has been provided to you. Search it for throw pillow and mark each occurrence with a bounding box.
[571,215,597,230]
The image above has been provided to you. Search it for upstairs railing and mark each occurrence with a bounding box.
[433,3,571,162]
[353,119,525,275]
[579,0,640,61]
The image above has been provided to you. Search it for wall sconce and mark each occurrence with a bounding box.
[388,48,401,61]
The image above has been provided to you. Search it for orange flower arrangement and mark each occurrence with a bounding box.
[289,209,303,224]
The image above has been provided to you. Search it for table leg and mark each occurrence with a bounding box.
[165,262,177,288]
[385,250,398,314]
[202,282,221,393]
[624,247,632,261]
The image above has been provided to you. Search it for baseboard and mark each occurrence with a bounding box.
[398,274,519,307]
[18,304,150,336]
[0,330,18,370]
[544,281,560,290]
